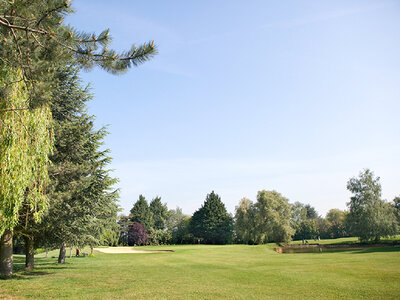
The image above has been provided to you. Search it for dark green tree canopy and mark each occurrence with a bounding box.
[130,195,153,231]
[149,197,168,230]
[190,191,233,244]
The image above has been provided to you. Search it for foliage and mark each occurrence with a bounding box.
[165,207,193,244]
[346,169,398,241]
[149,197,168,230]
[253,190,294,243]
[190,191,234,244]
[0,0,157,108]
[128,222,148,246]
[130,195,153,231]
[291,202,319,240]
[234,198,257,244]
[0,67,52,236]
[36,66,119,251]
[326,209,347,238]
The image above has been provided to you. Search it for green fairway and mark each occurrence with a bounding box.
[1,244,400,299]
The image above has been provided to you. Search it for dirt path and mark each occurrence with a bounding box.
[94,247,173,254]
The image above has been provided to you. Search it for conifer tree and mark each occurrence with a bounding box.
[130,195,154,231]
[190,191,233,244]
[149,197,168,230]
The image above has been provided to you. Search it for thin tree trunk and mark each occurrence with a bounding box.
[58,241,66,264]
[69,246,72,259]
[24,235,34,270]
[45,248,48,258]
[0,230,13,278]
[90,246,93,255]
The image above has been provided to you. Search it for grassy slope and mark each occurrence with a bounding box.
[1,244,399,299]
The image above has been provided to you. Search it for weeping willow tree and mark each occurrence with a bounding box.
[0,68,53,277]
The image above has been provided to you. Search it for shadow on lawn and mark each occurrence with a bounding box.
[6,256,72,280]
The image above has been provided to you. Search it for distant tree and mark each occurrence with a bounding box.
[130,195,153,231]
[190,191,234,244]
[118,215,133,245]
[234,198,257,244]
[254,190,294,243]
[393,196,400,230]
[347,169,398,241]
[149,197,168,230]
[165,207,192,244]
[326,209,347,238]
[128,222,148,246]
[305,204,319,219]
[315,217,330,239]
[291,202,318,240]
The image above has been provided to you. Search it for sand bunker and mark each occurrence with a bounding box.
[94,247,173,254]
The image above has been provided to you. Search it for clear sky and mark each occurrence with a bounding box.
[66,0,400,216]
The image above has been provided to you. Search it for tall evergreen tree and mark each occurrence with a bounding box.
[36,66,119,263]
[190,191,233,244]
[130,195,153,231]
[149,197,168,230]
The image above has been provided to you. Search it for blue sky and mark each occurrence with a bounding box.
[66,0,400,216]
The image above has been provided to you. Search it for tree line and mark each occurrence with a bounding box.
[121,169,400,246]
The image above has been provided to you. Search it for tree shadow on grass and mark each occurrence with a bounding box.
[6,256,73,280]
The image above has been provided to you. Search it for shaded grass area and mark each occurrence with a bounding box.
[1,244,400,299]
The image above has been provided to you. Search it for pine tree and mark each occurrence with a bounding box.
[149,197,168,230]
[130,195,154,231]
[190,191,233,244]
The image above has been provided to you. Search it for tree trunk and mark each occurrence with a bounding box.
[0,230,13,278]
[69,246,72,259]
[90,246,93,255]
[58,241,66,264]
[24,235,35,270]
[45,248,48,258]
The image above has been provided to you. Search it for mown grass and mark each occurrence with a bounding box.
[1,243,400,299]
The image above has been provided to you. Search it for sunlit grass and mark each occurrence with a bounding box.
[1,243,399,299]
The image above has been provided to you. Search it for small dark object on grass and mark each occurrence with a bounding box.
[81,252,88,257]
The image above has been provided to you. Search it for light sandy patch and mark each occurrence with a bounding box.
[94,247,173,254]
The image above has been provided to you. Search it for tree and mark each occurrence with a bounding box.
[149,197,168,230]
[347,169,398,241]
[34,66,119,263]
[190,191,233,244]
[165,207,193,244]
[291,202,319,241]
[128,222,148,246]
[254,190,294,243]
[0,0,157,108]
[0,68,52,277]
[234,198,257,244]
[326,209,347,238]
[130,195,153,231]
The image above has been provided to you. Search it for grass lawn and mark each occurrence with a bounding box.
[1,244,400,299]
